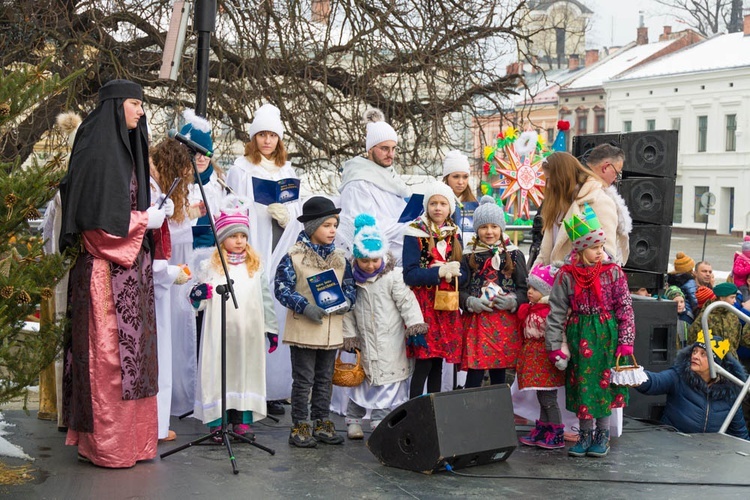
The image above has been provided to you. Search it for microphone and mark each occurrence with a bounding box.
[168,129,213,158]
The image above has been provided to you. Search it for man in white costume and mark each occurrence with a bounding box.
[337,108,411,265]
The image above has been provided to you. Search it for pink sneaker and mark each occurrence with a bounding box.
[209,425,223,444]
[233,423,255,441]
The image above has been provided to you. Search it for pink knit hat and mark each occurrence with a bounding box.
[528,265,557,296]
[742,235,750,258]
[215,211,249,244]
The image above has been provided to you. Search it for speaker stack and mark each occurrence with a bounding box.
[367,385,517,474]
[573,130,678,291]
[574,130,679,421]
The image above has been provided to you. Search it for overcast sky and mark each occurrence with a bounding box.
[584,0,694,48]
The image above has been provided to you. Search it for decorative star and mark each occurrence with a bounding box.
[491,144,546,219]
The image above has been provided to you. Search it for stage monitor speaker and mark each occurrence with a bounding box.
[625,224,672,273]
[619,177,675,226]
[624,270,666,294]
[572,133,621,161]
[626,300,677,421]
[621,130,678,178]
[367,385,517,474]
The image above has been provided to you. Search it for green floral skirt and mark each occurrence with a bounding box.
[565,313,628,419]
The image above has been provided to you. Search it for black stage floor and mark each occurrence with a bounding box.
[3,408,750,499]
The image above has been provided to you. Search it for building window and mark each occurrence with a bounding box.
[547,128,555,143]
[726,114,737,152]
[694,186,708,224]
[595,114,605,133]
[671,117,680,131]
[697,115,708,152]
[577,116,587,135]
[673,186,682,224]
[623,120,632,133]
[646,119,656,131]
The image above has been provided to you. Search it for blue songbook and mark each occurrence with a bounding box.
[252,177,301,206]
[455,201,479,232]
[307,269,348,314]
[398,194,424,223]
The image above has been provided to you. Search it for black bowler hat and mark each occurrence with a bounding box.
[297,196,341,223]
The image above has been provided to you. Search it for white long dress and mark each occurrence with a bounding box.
[149,179,182,438]
[226,156,303,401]
[193,261,278,424]
[167,213,198,416]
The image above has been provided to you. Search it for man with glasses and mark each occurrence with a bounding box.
[337,108,412,263]
[584,143,633,265]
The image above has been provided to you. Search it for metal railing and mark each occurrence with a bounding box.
[699,301,750,434]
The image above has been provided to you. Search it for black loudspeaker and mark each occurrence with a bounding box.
[625,224,672,273]
[626,300,678,421]
[572,133,620,161]
[621,130,678,178]
[619,178,676,226]
[367,385,517,474]
[625,270,666,293]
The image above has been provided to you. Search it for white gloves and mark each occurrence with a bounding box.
[267,203,290,228]
[162,198,175,218]
[438,261,461,281]
[465,296,493,313]
[146,205,166,229]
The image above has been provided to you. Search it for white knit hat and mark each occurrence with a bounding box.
[247,103,285,140]
[421,181,456,214]
[364,108,398,151]
[442,150,470,177]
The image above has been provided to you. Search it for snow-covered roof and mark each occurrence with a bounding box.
[563,40,673,90]
[528,0,593,14]
[613,32,750,81]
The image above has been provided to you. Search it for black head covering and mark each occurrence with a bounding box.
[59,79,151,251]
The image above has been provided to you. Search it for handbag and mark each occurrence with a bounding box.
[434,277,459,311]
[332,349,366,387]
[610,354,648,387]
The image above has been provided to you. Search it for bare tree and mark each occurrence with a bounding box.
[0,0,549,179]
[654,0,736,36]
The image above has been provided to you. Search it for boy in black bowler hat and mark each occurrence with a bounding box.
[274,196,357,448]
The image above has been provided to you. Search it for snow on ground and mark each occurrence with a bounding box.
[0,411,33,461]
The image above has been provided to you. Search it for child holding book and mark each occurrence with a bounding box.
[403,182,466,398]
[190,208,278,441]
[546,204,635,458]
[517,264,567,449]
[459,196,527,388]
[342,214,427,439]
[275,196,357,448]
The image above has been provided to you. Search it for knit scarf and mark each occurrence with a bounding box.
[195,163,214,185]
[352,259,385,284]
[258,155,281,174]
[227,251,246,265]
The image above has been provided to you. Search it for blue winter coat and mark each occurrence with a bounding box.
[636,346,749,440]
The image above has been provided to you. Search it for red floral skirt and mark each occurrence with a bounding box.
[517,337,565,390]
[461,309,521,370]
[408,286,463,363]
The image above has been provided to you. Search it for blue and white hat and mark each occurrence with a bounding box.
[352,213,387,259]
[179,109,213,153]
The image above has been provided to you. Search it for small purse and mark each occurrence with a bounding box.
[332,349,366,387]
[434,277,459,311]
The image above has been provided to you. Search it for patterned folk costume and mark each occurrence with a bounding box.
[59,80,158,468]
[546,204,635,420]
[402,215,465,363]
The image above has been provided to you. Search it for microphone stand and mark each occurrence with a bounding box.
[160,152,275,474]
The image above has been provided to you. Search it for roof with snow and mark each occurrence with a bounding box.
[528,0,593,14]
[613,32,750,81]
[562,40,674,91]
